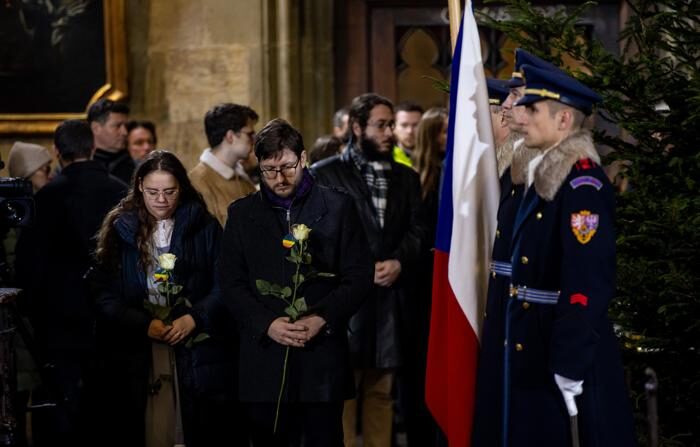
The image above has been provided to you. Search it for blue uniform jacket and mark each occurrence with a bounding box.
[504,131,636,447]
[473,138,540,447]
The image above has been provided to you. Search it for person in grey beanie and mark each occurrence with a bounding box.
[8,141,53,192]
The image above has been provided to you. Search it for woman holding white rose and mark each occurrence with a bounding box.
[92,150,244,447]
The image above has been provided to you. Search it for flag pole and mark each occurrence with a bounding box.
[448,0,462,55]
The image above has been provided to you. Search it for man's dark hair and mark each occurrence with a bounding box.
[309,135,343,164]
[126,120,158,145]
[348,93,394,131]
[204,103,259,148]
[395,101,424,115]
[254,118,304,161]
[332,106,349,129]
[87,99,130,124]
[54,119,94,162]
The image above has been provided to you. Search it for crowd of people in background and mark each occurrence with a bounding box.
[2,46,635,447]
[3,92,448,447]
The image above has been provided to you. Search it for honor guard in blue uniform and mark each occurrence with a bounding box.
[502,64,636,446]
[487,78,514,178]
[508,48,563,89]
[472,78,524,447]
[472,52,558,447]
[488,78,511,104]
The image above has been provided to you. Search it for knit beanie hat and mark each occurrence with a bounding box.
[8,141,52,178]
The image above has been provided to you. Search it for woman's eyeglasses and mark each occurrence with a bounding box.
[143,188,179,200]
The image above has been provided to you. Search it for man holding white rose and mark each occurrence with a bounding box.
[219,118,374,446]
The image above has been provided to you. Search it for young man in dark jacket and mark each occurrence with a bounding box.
[219,118,373,446]
[312,93,426,447]
[15,119,127,445]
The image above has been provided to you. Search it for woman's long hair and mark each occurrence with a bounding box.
[412,107,448,199]
[95,150,205,269]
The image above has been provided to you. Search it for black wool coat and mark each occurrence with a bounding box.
[311,152,426,369]
[15,160,126,353]
[219,183,374,403]
[93,149,135,187]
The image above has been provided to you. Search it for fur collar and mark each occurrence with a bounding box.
[534,130,600,201]
[510,139,540,186]
[496,131,517,178]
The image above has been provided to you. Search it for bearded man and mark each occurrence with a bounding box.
[312,93,426,447]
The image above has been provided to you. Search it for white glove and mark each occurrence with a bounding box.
[554,374,583,416]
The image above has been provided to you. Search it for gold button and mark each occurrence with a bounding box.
[492,271,497,278]
[509,285,518,297]
[536,212,543,220]
[511,188,515,196]
[521,256,529,264]
[515,343,523,352]
[522,302,530,310]
[496,229,501,238]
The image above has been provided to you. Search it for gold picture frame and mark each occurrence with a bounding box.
[0,0,128,135]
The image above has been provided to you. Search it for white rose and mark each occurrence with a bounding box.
[291,224,311,242]
[158,253,177,270]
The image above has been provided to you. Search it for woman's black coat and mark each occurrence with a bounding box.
[92,201,236,446]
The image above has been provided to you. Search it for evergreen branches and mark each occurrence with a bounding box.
[479,1,700,444]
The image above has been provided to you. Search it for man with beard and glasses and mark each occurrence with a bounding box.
[312,93,427,447]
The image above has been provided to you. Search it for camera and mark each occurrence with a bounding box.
[0,177,34,228]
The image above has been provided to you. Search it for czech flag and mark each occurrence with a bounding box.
[425,3,500,446]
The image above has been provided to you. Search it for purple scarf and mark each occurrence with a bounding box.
[262,168,314,209]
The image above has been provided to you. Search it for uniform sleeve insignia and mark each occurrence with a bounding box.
[569,175,603,191]
[570,210,599,244]
[570,293,589,307]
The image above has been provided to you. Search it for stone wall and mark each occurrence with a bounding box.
[129,0,263,169]
[0,0,334,175]
[126,0,335,170]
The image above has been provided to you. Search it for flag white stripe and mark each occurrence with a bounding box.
[447,2,500,339]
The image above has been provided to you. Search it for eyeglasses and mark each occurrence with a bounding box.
[259,158,301,179]
[366,120,395,131]
[143,188,179,200]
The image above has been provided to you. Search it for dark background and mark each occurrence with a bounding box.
[0,0,106,114]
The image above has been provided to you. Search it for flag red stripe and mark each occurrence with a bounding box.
[426,250,479,446]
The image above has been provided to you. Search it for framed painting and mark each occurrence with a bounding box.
[0,0,127,134]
